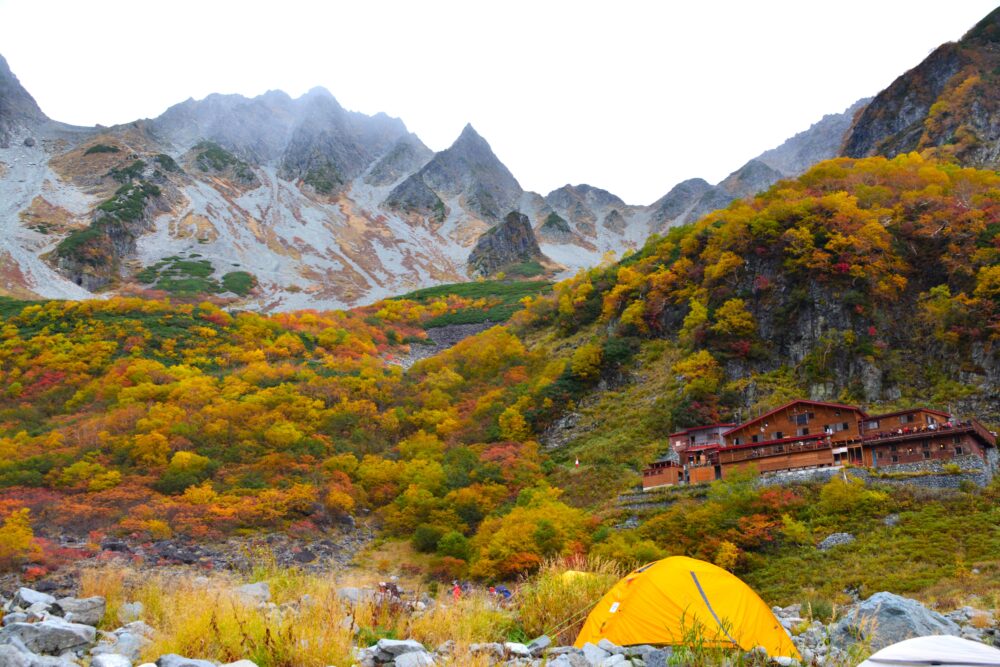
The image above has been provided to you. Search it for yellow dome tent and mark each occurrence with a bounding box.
[574,556,799,659]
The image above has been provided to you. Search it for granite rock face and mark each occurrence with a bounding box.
[842,8,1000,168]
[386,124,523,223]
[467,211,545,277]
[0,54,46,148]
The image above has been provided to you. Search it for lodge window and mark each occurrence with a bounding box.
[901,414,915,424]
[923,451,931,460]
[891,455,899,463]
[890,445,897,452]
[752,435,760,443]
[733,438,742,445]
[956,447,964,455]
[797,427,809,436]
[865,420,880,430]
[795,413,809,426]
[772,431,784,440]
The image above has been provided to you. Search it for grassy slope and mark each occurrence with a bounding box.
[393,279,552,328]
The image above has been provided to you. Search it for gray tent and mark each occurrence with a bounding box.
[859,636,1000,667]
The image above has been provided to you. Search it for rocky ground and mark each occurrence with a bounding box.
[0,527,374,600]
[1,581,997,667]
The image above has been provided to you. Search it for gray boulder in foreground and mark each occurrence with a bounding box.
[12,589,55,610]
[0,620,96,654]
[155,656,215,667]
[393,652,435,667]
[832,591,961,649]
[0,645,30,667]
[91,655,133,667]
[53,596,106,626]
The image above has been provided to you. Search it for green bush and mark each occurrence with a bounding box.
[84,144,120,155]
[154,153,180,173]
[436,531,472,561]
[412,524,444,553]
[222,271,256,296]
[108,160,145,183]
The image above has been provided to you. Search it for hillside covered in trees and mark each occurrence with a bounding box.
[1,153,999,587]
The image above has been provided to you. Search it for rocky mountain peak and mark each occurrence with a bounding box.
[719,158,785,198]
[841,6,1000,168]
[963,6,1000,46]
[545,184,626,211]
[385,124,522,222]
[0,53,46,147]
[757,98,870,176]
[363,133,434,187]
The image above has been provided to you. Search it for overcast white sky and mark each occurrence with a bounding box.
[0,1,996,204]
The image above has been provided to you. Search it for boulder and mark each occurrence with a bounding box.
[394,652,435,667]
[469,642,503,658]
[526,635,552,656]
[547,653,590,667]
[234,582,270,606]
[372,638,426,661]
[504,642,531,658]
[221,662,259,667]
[2,614,27,627]
[817,532,856,550]
[91,628,149,662]
[597,656,629,666]
[12,589,55,610]
[92,655,133,667]
[53,596,106,626]
[833,591,961,649]
[597,639,623,654]
[581,642,610,665]
[0,645,30,667]
[336,587,373,604]
[0,620,96,654]
[155,656,215,667]
[117,602,144,625]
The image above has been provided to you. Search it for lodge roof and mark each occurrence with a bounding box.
[723,400,868,437]
[668,423,737,438]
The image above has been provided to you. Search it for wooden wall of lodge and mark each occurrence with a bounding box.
[861,432,986,467]
[642,466,682,488]
[721,447,834,475]
[688,465,717,484]
[725,403,863,446]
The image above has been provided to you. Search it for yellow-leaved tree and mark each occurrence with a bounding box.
[0,508,41,570]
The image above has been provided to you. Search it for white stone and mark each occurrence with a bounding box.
[394,652,435,667]
[505,642,532,658]
[581,642,610,666]
[92,655,133,667]
[13,588,55,609]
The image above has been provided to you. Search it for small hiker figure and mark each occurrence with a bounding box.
[452,580,461,600]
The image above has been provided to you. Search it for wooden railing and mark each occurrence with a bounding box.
[862,421,990,445]
[718,438,830,464]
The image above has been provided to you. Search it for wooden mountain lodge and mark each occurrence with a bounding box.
[641,400,998,490]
